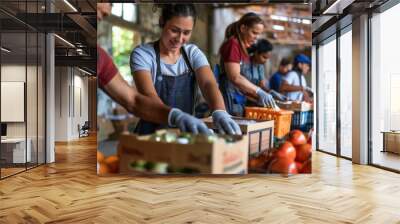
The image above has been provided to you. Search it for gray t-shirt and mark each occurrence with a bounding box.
[283,70,307,101]
[130,43,209,84]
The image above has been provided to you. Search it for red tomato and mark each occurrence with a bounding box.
[269,159,298,174]
[288,130,307,146]
[295,161,303,171]
[295,144,312,162]
[275,141,296,162]
[307,137,312,145]
[307,129,313,144]
[104,155,119,173]
[299,159,311,173]
[249,157,265,169]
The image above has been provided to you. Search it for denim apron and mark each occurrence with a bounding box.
[134,41,196,135]
[219,59,248,117]
[242,61,263,107]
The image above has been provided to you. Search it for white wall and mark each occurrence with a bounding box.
[1,65,33,138]
[54,67,89,141]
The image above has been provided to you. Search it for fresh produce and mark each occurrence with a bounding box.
[130,160,147,172]
[249,156,266,169]
[299,159,311,173]
[98,162,110,175]
[288,130,307,146]
[295,161,303,171]
[248,129,312,174]
[144,161,156,171]
[104,155,119,173]
[269,159,298,174]
[149,131,236,144]
[129,160,200,174]
[274,141,296,162]
[97,151,105,163]
[295,143,312,162]
[97,155,120,174]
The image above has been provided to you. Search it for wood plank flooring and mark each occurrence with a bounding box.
[0,134,400,223]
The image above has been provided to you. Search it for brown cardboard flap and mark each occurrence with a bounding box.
[118,132,248,174]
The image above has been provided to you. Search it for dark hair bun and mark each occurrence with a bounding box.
[159,4,196,28]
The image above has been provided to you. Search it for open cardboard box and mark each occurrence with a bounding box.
[117,129,249,174]
[202,117,274,156]
[276,101,313,112]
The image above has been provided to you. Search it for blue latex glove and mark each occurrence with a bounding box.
[305,86,313,93]
[270,89,287,101]
[168,108,211,135]
[256,87,278,108]
[212,110,242,135]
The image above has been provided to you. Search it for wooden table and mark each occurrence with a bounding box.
[381,131,400,154]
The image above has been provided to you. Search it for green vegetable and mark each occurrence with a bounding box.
[162,132,177,143]
[153,162,168,174]
[144,161,155,171]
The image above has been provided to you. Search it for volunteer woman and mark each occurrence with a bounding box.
[130,4,240,135]
[219,13,277,117]
[244,39,287,102]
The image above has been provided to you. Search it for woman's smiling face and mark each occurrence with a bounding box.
[240,23,264,48]
[161,16,194,51]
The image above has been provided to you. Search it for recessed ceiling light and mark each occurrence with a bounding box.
[63,0,78,12]
[1,47,11,53]
[78,67,93,76]
[54,34,75,48]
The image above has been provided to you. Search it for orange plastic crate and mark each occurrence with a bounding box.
[245,107,293,138]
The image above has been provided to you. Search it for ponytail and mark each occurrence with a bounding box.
[220,13,264,56]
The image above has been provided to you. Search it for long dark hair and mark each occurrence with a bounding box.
[158,4,197,28]
[248,38,273,55]
[221,12,264,56]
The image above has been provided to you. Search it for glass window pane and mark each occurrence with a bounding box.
[111,3,123,17]
[123,4,137,22]
[371,3,400,171]
[1,31,27,177]
[318,37,337,154]
[27,31,38,169]
[340,29,352,158]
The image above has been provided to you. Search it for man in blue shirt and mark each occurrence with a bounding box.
[269,58,292,93]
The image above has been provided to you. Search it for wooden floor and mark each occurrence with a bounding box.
[373,150,400,171]
[1,167,26,178]
[1,135,400,223]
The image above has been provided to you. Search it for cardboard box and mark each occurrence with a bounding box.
[203,117,274,156]
[276,101,313,112]
[117,130,249,174]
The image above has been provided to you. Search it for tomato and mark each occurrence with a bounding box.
[299,159,311,173]
[295,161,303,171]
[275,141,296,162]
[288,130,307,146]
[269,159,298,174]
[98,162,110,175]
[295,144,312,163]
[249,157,265,169]
[307,128,313,144]
[307,137,312,145]
[104,155,119,173]
[97,151,105,163]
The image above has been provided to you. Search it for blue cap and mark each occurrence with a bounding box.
[294,54,311,65]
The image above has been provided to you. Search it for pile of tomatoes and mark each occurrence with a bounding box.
[97,151,119,175]
[249,129,312,174]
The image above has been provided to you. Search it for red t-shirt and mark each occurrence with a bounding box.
[220,37,250,64]
[97,45,118,88]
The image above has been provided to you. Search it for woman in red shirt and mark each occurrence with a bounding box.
[219,13,277,116]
